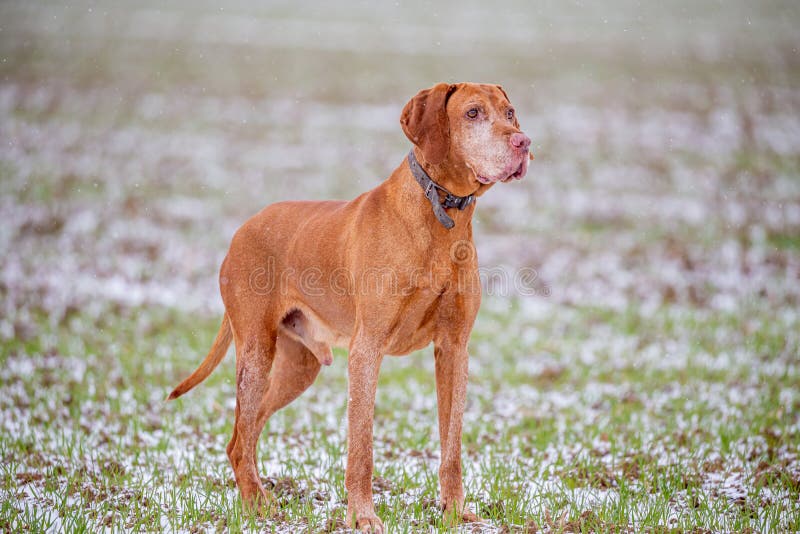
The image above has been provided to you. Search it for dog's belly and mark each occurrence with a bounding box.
[290,286,445,357]
[286,303,352,347]
[384,325,437,355]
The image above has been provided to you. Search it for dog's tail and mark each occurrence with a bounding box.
[167,313,233,400]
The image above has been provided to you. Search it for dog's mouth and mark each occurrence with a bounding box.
[501,160,526,182]
[475,154,529,184]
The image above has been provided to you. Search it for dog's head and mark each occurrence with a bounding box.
[400,82,531,190]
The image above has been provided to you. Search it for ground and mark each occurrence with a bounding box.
[1,0,799,532]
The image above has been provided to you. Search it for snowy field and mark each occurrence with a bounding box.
[1,0,799,532]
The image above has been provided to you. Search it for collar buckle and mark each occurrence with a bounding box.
[424,181,435,197]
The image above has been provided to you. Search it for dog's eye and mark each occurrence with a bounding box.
[507,109,515,121]
[466,108,479,119]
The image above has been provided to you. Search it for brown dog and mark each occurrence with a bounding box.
[169,82,531,532]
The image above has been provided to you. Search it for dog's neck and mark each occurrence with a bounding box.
[380,151,489,235]
[411,147,491,198]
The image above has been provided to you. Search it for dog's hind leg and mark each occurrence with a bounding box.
[261,333,322,418]
[226,331,277,516]
[227,331,322,516]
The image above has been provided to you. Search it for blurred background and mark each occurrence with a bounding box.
[1,1,799,532]
[1,0,799,316]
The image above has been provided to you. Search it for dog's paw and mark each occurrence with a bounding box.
[346,511,385,533]
[460,509,483,523]
[356,515,385,533]
[242,488,279,518]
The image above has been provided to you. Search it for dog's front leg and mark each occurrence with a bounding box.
[434,342,481,525]
[345,341,385,533]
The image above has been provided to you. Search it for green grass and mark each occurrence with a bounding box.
[1,299,798,532]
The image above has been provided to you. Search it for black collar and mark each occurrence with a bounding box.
[407,150,475,229]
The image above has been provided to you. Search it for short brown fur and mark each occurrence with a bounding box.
[169,82,531,532]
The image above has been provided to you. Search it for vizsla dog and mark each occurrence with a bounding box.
[169,82,532,531]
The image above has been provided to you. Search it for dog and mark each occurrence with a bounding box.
[169,82,532,532]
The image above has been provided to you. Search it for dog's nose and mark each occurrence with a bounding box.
[509,132,531,151]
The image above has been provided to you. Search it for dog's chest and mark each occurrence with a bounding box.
[382,293,443,355]
[382,252,478,355]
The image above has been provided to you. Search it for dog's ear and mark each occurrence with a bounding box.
[494,84,510,101]
[495,84,520,128]
[400,83,458,165]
